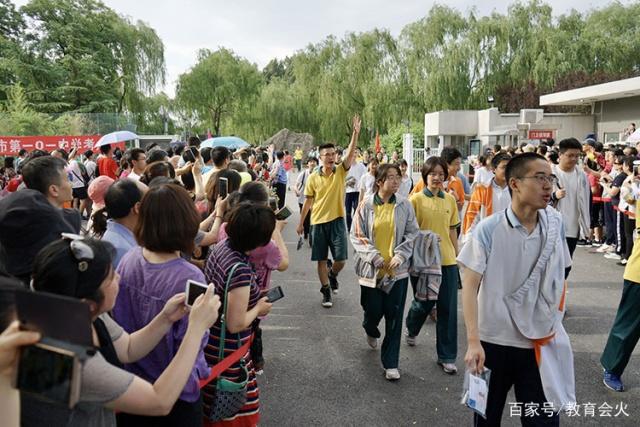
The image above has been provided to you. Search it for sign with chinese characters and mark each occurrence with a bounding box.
[528,130,554,140]
[0,135,104,156]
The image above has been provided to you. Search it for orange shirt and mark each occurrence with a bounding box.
[97,157,118,180]
[448,175,465,207]
[410,177,464,207]
[410,179,425,195]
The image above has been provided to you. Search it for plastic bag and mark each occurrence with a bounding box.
[461,368,492,419]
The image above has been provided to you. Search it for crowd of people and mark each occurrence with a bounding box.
[1,120,640,426]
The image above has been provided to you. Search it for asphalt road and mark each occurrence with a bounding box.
[257,185,639,426]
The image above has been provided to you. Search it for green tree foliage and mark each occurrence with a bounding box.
[175,48,262,136]
[1,0,165,116]
[0,0,25,103]
[0,84,89,135]
[4,0,640,143]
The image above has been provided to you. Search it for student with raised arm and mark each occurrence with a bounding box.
[297,114,361,308]
[459,153,574,426]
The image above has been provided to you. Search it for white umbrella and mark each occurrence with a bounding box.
[626,129,640,143]
[94,131,139,148]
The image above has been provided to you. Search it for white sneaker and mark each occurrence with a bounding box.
[366,335,378,349]
[385,368,400,381]
[596,244,611,253]
[438,362,458,375]
[405,331,416,346]
[604,252,622,260]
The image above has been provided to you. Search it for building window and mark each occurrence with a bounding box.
[604,132,621,143]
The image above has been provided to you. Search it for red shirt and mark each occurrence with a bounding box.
[97,156,118,180]
[587,173,602,198]
[283,155,293,171]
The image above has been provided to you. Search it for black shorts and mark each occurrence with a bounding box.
[72,186,88,200]
[590,201,604,228]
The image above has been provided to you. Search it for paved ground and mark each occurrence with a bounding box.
[257,185,639,426]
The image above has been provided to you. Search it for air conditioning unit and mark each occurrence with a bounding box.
[519,109,544,124]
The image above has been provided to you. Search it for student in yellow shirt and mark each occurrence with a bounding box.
[405,156,461,374]
[297,115,361,308]
[294,146,304,172]
[350,164,419,380]
[601,197,640,392]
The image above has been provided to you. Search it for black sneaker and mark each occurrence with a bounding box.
[320,285,333,308]
[329,270,339,294]
[326,259,339,293]
[576,239,590,247]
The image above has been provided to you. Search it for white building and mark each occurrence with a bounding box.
[423,108,593,157]
[539,76,640,143]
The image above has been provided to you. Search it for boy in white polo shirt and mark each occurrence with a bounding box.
[458,153,574,426]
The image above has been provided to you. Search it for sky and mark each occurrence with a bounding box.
[11,0,613,97]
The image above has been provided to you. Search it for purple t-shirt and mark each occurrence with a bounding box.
[112,246,209,403]
[219,223,282,291]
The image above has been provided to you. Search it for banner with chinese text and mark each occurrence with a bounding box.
[0,135,104,156]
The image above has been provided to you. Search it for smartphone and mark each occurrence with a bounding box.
[185,280,208,306]
[183,146,198,163]
[275,206,292,221]
[15,289,92,347]
[265,286,284,303]
[218,177,229,199]
[16,340,81,408]
[268,197,278,211]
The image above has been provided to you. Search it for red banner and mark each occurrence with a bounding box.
[0,135,103,156]
[528,130,554,140]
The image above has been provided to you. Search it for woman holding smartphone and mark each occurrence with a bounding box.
[203,203,275,426]
[20,236,220,427]
[351,164,419,380]
[112,183,213,426]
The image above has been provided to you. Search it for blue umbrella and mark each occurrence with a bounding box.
[200,136,250,150]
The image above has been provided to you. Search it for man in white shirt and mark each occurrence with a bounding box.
[83,150,97,182]
[551,138,590,278]
[459,152,573,426]
[345,157,367,230]
[126,148,146,182]
[358,158,379,203]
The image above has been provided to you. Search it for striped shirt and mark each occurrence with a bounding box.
[203,240,261,423]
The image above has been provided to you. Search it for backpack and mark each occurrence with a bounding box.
[71,160,91,186]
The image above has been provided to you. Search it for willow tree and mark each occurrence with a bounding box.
[175,48,262,136]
